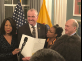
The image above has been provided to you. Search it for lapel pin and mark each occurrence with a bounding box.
[38,27,40,29]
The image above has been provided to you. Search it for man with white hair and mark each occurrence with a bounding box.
[65,19,80,39]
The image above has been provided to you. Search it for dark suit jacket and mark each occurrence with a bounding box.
[17,23,48,61]
[74,33,81,40]
[18,23,48,44]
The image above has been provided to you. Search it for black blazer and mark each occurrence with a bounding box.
[18,23,48,44]
[74,33,81,40]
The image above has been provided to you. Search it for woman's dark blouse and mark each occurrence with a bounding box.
[0,34,18,61]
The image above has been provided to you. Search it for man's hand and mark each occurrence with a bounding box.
[22,57,30,61]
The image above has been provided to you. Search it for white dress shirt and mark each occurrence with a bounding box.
[70,32,76,36]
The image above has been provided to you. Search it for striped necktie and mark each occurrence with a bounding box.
[32,26,36,38]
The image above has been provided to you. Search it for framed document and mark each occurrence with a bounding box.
[73,0,81,16]
[19,34,46,57]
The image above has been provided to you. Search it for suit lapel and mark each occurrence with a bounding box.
[37,23,41,38]
[25,23,32,36]
[74,33,77,36]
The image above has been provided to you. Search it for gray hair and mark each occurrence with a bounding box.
[72,19,79,30]
[27,8,38,16]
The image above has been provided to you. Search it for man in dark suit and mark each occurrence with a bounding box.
[18,9,48,61]
[65,19,80,39]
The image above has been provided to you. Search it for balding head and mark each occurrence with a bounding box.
[67,19,79,30]
[65,19,79,36]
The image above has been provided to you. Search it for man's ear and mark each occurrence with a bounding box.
[74,27,76,30]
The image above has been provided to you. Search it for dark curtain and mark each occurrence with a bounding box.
[0,0,4,26]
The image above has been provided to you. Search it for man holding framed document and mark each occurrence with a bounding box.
[18,9,48,61]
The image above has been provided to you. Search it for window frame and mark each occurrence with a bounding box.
[4,0,30,19]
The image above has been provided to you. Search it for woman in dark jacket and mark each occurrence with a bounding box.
[0,17,20,61]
